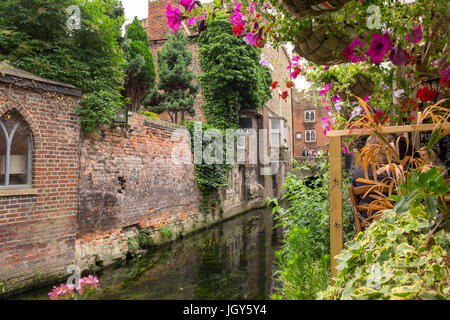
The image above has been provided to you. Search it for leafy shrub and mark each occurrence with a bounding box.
[270,156,354,260]
[197,13,272,129]
[0,0,127,134]
[320,207,449,300]
[141,111,160,120]
[269,156,354,300]
[272,227,330,300]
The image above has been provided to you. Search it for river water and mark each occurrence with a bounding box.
[13,208,284,300]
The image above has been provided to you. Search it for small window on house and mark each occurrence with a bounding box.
[0,110,32,188]
[270,119,281,147]
[305,110,316,123]
[296,132,302,140]
[305,130,316,143]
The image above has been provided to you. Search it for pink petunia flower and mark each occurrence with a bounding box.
[405,24,423,44]
[166,4,183,33]
[179,0,197,13]
[343,37,366,63]
[366,33,391,64]
[319,83,332,96]
[389,45,407,65]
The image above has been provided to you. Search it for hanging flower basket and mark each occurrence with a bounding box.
[293,24,355,66]
[339,73,374,101]
[282,0,350,19]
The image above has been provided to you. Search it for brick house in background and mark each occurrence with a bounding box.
[143,0,295,196]
[292,91,329,157]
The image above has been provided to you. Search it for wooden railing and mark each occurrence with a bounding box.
[326,122,450,278]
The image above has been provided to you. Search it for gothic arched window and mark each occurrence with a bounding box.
[0,110,32,188]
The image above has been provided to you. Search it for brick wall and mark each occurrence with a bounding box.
[76,113,203,268]
[293,91,329,157]
[76,113,267,269]
[0,82,80,294]
[147,0,173,42]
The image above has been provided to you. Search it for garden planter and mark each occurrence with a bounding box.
[338,73,374,101]
[282,0,350,19]
[293,23,355,66]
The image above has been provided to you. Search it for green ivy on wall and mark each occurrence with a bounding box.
[196,13,272,130]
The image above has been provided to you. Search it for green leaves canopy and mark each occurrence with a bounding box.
[145,31,198,122]
[197,13,272,129]
[0,0,126,134]
[122,16,156,112]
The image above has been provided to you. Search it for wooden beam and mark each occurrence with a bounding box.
[329,135,343,279]
[326,122,450,137]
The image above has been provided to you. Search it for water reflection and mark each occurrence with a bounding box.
[15,208,283,300]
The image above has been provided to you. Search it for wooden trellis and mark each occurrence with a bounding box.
[326,122,450,277]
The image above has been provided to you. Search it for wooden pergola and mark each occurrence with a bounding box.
[326,122,450,277]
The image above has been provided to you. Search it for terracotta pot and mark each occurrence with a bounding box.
[282,0,351,19]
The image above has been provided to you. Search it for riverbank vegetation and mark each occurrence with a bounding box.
[269,156,355,299]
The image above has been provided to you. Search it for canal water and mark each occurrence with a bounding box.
[13,208,284,300]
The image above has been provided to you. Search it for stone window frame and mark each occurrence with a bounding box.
[304,110,316,123]
[295,132,302,140]
[305,129,316,143]
[0,111,34,192]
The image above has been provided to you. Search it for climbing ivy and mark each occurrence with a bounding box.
[197,13,272,130]
[185,121,233,213]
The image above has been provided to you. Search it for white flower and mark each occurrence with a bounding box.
[393,89,404,98]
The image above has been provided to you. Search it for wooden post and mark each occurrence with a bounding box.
[329,135,343,279]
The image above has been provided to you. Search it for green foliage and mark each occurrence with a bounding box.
[122,17,156,112]
[0,0,127,134]
[197,13,272,129]
[393,167,449,218]
[270,157,354,260]
[272,227,330,300]
[185,121,233,213]
[269,156,354,300]
[127,229,154,260]
[321,207,449,300]
[159,225,173,240]
[140,111,160,119]
[145,31,198,122]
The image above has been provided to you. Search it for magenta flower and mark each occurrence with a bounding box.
[319,83,332,96]
[366,33,391,64]
[324,66,330,70]
[439,65,450,81]
[179,0,197,13]
[389,45,407,65]
[332,94,341,103]
[230,3,245,26]
[244,32,258,46]
[186,17,196,26]
[166,4,183,33]
[343,37,366,63]
[405,24,423,44]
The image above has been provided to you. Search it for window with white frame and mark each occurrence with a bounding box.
[270,119,280,147]
[296,132,302,140]
[0,110,32,188]
[305,110,316,123]
[305,130,316,143]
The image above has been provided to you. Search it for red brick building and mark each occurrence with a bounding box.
[292,91,329,157]
[0,68,81,292]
